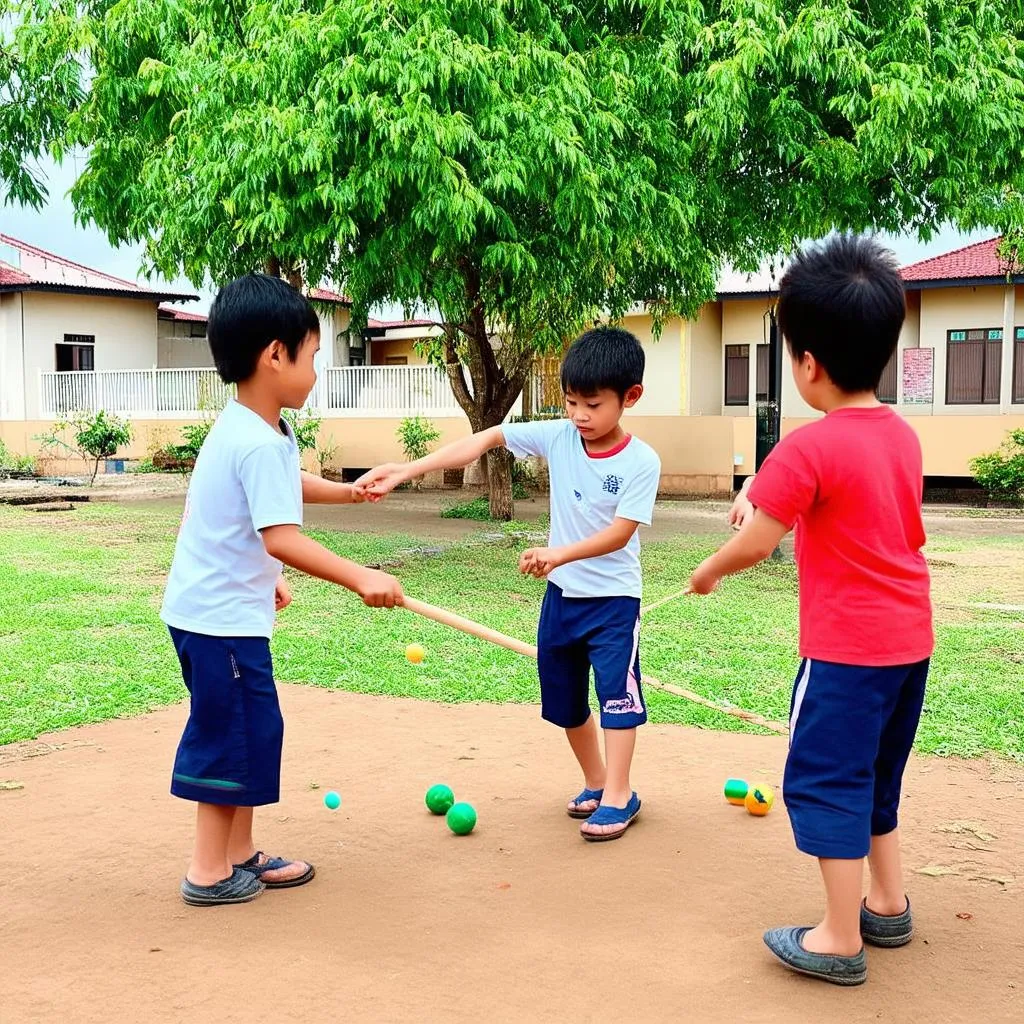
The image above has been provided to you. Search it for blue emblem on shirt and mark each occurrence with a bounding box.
[603,475,623,495]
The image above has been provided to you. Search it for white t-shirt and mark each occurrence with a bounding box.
[161,400,303,638]
[502,419,661,598]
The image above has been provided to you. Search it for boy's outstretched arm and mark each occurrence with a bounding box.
[355,426,506,499]
[300,471,366,504]
[688,510,789,594]
[261,525,404,607]
[520,518,639,578]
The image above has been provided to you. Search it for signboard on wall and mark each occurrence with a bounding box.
[902,348,934,405]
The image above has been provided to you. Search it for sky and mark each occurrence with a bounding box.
[0,153,998,318]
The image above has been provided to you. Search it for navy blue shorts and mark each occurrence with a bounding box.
[168,627,284,807]
[536,583,646,730]
[784,658,929,859]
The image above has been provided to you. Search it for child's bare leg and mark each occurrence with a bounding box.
[565,717,606,795]
[226,805,312,883]
[579,727,636,837]
[227,806,257,864]
[188,802,237,885]
[866,829,908,915]
[802,858,865,957]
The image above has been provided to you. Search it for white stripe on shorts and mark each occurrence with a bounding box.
[789,659,813,742]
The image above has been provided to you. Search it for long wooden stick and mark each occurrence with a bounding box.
[400,596,789,735]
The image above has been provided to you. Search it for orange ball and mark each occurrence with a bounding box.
[405,643,425,664]
[745,784,775,816]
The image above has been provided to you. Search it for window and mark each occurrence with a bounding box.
[385,355,408,366]
[946,329,1001,405]
[724,344,750,405]
[55,334,95,371]
[877,349,898,404]
[189,323,206,339]
[755,345,770,402]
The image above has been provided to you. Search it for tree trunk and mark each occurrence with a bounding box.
[485,445,514,521]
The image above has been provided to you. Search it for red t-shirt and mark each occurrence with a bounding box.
[748,406,933,666]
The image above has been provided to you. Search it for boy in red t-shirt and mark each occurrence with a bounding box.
[689,234,933,986]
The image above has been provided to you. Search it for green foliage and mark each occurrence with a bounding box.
[971,429,1024,502]
[37,410,132,484]
[282,409,321,454]
[397,416,441,462]
[440,495,494,521]
[0,439,35,478]
[315,434,340,476]
[0,0,83,208]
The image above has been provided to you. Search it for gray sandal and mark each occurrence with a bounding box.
[861,898,913,947]
[763,927,867,986]
[181,866,264,907]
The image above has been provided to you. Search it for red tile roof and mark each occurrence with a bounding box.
[0,233,197,301]
[158,304,207,322]
[366,317,436,329]
[900,236,1011,283]
[309,286,351,305]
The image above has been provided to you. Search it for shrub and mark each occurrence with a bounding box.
[397,416,441,489]
[283,408,321,454]
[970,428,1024,503]
[37,410,132,484]
[440,495,493,520]
[0,439,35,479]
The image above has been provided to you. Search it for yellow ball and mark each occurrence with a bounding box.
[405,643,425,664]
[745,784,775,816]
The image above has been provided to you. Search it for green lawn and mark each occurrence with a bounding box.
[1,503,1021,759]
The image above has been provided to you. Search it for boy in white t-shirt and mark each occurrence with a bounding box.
[161,274,403,906]
[357,328,661,841]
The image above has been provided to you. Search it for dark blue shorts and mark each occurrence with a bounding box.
[784,658,929,859]
[168,627,284,807]
[536,583,646,730]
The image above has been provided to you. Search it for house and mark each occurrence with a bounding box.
[2,233,1022,492]
[0,233,198,421]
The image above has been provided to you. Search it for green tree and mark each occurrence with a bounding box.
[38,410,133,484]
[0,0,82,208]
[397,415,442,489]
[8,1,1024,518]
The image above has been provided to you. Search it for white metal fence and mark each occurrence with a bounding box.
[39,365,473,418]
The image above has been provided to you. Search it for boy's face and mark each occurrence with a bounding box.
[273,330,320,409]
[563,385,642,441]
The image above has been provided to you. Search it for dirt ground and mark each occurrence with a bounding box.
[2,689,1021,1024]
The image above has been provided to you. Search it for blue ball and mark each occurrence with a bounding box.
[323,790,341,810]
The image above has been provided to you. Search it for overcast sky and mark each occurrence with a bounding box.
[0,153,997,317]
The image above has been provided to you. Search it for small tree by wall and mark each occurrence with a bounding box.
[38,410,132,484]
[397,416,441,491]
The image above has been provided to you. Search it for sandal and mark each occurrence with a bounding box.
[234,851,316,890]
[580,792,641,842]
[567,787,604,820]
[181,866,264,907]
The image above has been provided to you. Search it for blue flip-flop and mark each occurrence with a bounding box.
[580,792,641,842]
[234,851,316,890]
[567,787,604,820]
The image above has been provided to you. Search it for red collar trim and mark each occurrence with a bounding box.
[583,434,632,459]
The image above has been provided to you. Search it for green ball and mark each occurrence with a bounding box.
[446,802,477,835]
[425,784,455,815]
[323,790,341,810]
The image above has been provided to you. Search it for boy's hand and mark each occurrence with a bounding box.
[274,576,293,611]
[728,493,755,531]
[687,560,721,596]
[519,547,563,579]
[354,567,404,608]
[353,463,407,502]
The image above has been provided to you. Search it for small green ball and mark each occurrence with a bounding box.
[425,784,455,815]
[323,791,341,810]
[446,802,477,835]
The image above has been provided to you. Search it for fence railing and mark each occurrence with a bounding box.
[39,365,475,419]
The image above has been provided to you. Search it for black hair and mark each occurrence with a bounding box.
[560,325,645,399]
[207,274,321,384]
[777,234,906,393]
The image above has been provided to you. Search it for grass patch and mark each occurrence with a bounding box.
[0,503,1021,759]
